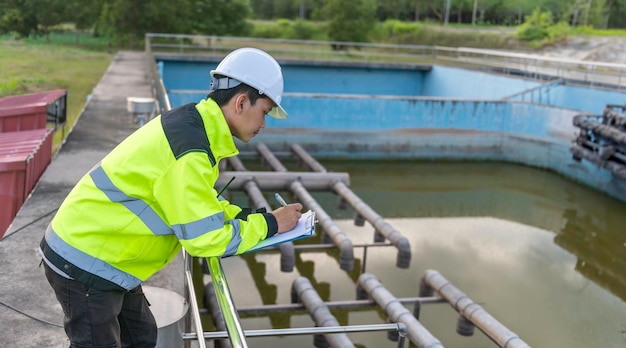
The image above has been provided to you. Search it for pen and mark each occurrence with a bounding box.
[216,176,235,197]
[274,193,288,207]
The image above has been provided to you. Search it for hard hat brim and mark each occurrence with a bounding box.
[268,104,288,119]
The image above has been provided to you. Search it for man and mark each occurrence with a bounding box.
[39,47,303,347]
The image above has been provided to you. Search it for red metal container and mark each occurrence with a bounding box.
[0,128,53,238]
[0,89,67,133]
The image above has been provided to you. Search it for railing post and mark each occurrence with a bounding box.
[207,257,249,348]
[183,251,207,348]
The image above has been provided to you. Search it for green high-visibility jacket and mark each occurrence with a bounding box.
[43,99,278,290]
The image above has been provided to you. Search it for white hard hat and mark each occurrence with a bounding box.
[210,47,287,119]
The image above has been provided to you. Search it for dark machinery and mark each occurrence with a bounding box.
[571,103,626,179]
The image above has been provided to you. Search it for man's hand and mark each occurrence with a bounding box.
[272,203,303,234]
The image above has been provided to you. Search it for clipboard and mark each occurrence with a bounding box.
[244,210,317,254]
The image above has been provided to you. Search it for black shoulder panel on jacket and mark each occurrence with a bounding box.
[161,103,216,166]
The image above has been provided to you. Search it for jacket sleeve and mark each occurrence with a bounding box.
[154,153,277,257]
[218,198,278,238]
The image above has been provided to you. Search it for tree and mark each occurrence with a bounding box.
[35,0,67,42]
[273,0,299,19]
[377,0,413,20]
[0,0,38,38]
[190,0,252,36]
[414,0,425,21]
[68,0,103,43]
[94,0,194,49]
[516,8,554,41]
[250,0,275,19]
[325,0,376,49]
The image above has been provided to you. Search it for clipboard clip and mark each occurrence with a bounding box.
[304,211,317,234]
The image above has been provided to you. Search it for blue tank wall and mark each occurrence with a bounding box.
[255,97,575,144]
[157,57,626,201]
[421,66,542,99]
[279,65,425,95]
[159,61,212,91]
[160,59,625,114]
[160,60,425,96]
[508,83,626,113]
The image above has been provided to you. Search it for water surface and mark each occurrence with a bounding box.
[215,161,626,347]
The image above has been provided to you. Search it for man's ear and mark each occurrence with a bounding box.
[235,93,248,114]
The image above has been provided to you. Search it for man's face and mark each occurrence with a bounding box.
[231,95,274,142]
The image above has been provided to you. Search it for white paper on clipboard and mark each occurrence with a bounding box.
[244,210,316,254]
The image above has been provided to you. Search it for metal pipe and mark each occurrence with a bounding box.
[357,273,443,348]
[257,143,354,271]
[333,183,411,268]
[231,296,444,316]
[183,323,407,340]
[579,139,626,163]
[292,277,355,348]
[574,114,626,145]
[183,251,207,348]
[290,144,327,173]
[570,144,626,179]
[216,171,350,191]
[291,144,411,269]
[227,156,295,272]
[207,257,249,348]
[422,270,531,348]
[290,182,354,270]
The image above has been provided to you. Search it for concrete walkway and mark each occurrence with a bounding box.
[0,51,183,347]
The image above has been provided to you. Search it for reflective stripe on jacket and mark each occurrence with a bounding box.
[45,98,278,290]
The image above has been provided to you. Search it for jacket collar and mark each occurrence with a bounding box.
[195,98,239,161]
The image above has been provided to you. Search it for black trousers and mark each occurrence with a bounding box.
[43,262,158,348]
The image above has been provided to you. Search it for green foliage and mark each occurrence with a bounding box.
[250,0,274,19]
[276,18,292,35]
[251,0,316,20]
[249,19,292,39]
[272,0,299,19]
[0,0,38,38]
[191,0,252,36]
[367,20,527,49]
[250,20,284,38]
[325,0,377,48]
[546,21,570,40]
[0,8,24,36]
[71,0,100,31]
[250,19,326,40]
[0,76,53,97]
[572,26,626,37]
[516,8,570,47]
[291,19,321,40]
[369,20,425,44]
[517,8,554,41]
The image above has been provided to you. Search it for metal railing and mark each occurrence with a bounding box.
[145,38,172,116]
[182,253,410,348]
[146,33,626,89]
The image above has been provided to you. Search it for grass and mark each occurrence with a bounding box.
[571,26,626,37]
[0,33,114,153]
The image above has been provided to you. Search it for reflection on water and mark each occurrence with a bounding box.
[317,160,626,302]
[213,160,626,348]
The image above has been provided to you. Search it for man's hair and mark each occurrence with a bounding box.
[207,75,269,107]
